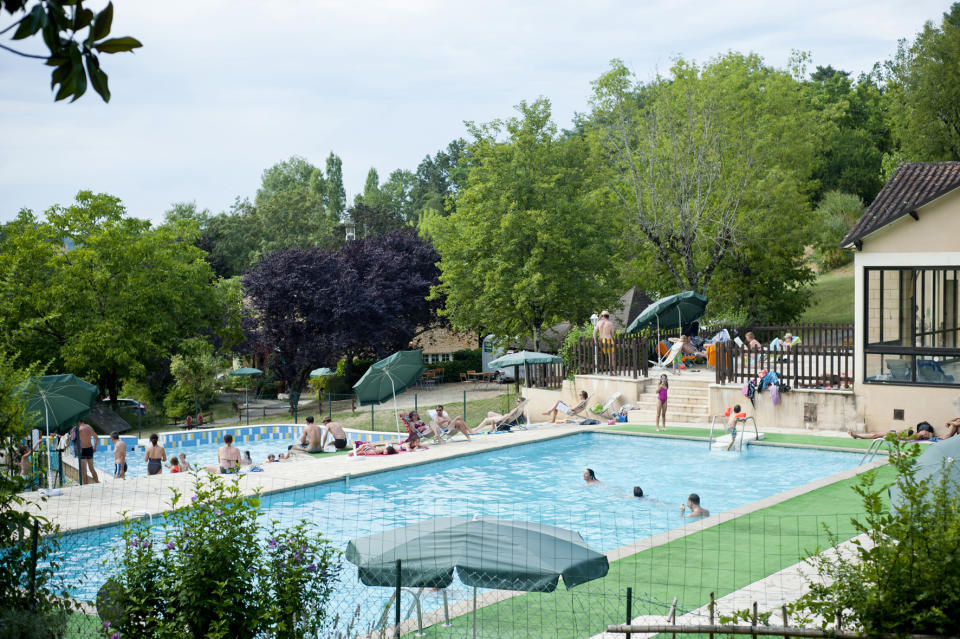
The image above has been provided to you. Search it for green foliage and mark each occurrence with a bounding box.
[102,473,341,639]
[427,349,481,380]
[324,153,347,221]
[559,323,593,373]
[792,436,960,636]
[587,55,817,321]
[886,3,960,160]
[811,191,863,270]
[423,98,622,350]
[0,192,226,405]
[1,0,141,102]
[0,352,75,637]
[164,338,220,417]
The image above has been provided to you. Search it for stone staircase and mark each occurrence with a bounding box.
[627,375,713,424]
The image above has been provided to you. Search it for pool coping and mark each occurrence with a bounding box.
[592,427,883,455]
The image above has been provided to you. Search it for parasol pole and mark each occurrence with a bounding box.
[44,396,53,491]
[387,371,401,434]
[473,585,478,639]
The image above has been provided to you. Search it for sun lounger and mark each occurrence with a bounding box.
[651,340,684,370]
[478,398,530,434]
[591,393,623,419]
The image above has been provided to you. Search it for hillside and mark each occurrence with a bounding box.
[801,263,854,324]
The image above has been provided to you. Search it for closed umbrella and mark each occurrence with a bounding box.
[346,516,609,638]
[22,374,99,491]
[352,350,425,434]
[228,367,263,426]
[889,436,960,511]
[487,351,562,389]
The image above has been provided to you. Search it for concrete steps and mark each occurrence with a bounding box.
[627,376,713,424]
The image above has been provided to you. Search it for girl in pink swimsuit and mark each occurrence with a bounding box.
[655,374,668,432]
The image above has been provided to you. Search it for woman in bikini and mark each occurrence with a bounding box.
[145,433,166,476]
[543,391,588,424]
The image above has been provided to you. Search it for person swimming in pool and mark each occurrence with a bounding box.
[583,468,600,485]
[681,493,710,518]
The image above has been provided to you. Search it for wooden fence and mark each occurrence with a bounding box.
[715,341,854,389]
[526,362,568,389]
[570,335,650,379]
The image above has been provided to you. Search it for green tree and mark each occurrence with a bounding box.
[811,191,864,270]
[422,98,622,350]
[886,2,960,160]
[164,338,220,418]
[324,152,347,221]
[587,55,817,319]
[1,0,141,102]
[379,168,416,222]
[0,191,224,408]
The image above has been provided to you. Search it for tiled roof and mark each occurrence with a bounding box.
[842,162,960,247]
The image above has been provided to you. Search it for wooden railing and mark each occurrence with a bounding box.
[526,362,568,389]
[715,342,854,389]
[570,336,649,378]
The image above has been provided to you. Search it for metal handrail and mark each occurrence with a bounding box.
[859,438,892,464]
[708,415,759,451]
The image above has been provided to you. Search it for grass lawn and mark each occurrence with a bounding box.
[801,263,854,324]
[407,464,896,639]
[599,424,882,450]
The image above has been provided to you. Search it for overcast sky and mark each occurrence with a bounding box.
[0,0,948,223]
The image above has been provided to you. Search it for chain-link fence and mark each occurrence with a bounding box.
[24,475,863,639]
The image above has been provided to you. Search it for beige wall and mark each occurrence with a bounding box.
[565,375,653,405]
[708,384,862,432]
[851,185,960,433]
[861,187,960,254]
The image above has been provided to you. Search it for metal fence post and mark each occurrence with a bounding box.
[463,390,467,423]
[625,586,632,639]
[395,559,402,638]
[414,393,418,415]
[28,518,39,605]
[371,404,375,430]
[328,392,332,420]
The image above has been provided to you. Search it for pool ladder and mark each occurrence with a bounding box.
[860,437,893,464]
[707,415,759,452]
[378,587,451,638]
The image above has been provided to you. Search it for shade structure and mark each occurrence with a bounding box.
[486,351,562,368]
[22,374,99,490]
[353,350,425,434]
[345,516,609,592]
[625,291,708,335]
[889,436,960,510]
[309,367,336,378]
[228,367,263,426]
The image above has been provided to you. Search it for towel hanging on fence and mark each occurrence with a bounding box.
[742,380,756,406]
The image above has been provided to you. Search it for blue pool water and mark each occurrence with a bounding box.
[56,433,863,629]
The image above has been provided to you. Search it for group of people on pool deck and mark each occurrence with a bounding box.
[289,416,348,453]
[583,468,710,517]
[848,416,960,441]
[403,399,530,444]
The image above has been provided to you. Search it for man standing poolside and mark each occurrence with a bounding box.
[77,419,99,484]
[593,310,616,371]
[320,417,347,450]
[111,431,126,479]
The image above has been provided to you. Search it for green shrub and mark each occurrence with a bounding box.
[101,473,341,639]
[428,349,481,381]
[790,435,960,636]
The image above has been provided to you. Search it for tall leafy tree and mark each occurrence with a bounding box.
[587,55,817,319]
[379,169,416,222]
[886,2,960,160]
[409,139,469,217]
[0,192,224,406]
[324,152,347,221]
[346,203,404,239]
[422,98,621,350]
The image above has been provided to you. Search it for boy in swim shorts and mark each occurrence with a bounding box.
[725,404,742,451]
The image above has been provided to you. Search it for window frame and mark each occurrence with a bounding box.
[862,265,960,387]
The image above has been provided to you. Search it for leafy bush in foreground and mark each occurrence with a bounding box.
[100,473,341,639]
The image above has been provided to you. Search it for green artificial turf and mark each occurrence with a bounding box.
[404,465,896,639]
[599,424,883,450]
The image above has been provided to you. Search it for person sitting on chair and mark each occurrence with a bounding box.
[542,391,588,423]
[472,397,526,434]
[944,417,960,438]
[431,405,472,442]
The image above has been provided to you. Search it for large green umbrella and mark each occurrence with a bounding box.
[229,367,263,426]
[353,350,425,434]
[23,374,99,490]
[889,436,960,511]
[346,516,609,638]
[488,351,562,389]
[625,291,709,335]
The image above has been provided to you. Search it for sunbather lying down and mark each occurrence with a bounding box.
[471,397,526,434]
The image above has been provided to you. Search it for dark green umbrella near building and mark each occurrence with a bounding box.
[353,350,425,434]
[487,350,562,389]
[625,291,708,336]
[228,367,263,426]
[346,516,609,638]
[889,436,960,511]
[23,374,99,490]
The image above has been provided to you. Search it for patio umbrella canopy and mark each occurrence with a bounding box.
[486,351,562,368]
[625,291,709,335]
[345,516,609,592]
[889,436,960,510]
[309,367,336,378]
[352,350,425,406]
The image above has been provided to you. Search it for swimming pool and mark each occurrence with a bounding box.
[56,433,863,630]
[89,425,399,476]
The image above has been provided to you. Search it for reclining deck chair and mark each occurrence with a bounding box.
[651,340,684,370]
[592,393,623,419]
[479,398,530,434]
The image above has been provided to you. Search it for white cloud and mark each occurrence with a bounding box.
[0,0,947,222]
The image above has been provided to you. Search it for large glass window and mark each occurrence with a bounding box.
[864,267,960,385]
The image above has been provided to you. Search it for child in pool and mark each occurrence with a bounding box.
[655,374,668,432]
[725,404,744,451]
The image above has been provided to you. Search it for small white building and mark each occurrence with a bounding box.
[842,162,960,434]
